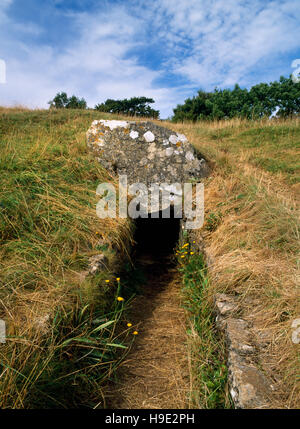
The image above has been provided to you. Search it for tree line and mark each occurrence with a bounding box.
[95,97,159,118]
[172,76,300,122]
[48,92,87,110]
[48,93,159,118]
[48,75,300,121]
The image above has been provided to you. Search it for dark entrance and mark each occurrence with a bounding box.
[133,206,181,263]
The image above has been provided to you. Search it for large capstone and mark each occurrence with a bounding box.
[86,120,210,185]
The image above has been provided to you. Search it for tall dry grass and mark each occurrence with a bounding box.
[165,117,299,408]
[0,108,135,408]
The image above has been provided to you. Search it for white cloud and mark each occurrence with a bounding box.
[0,0,299,117]
[0,0,13,8]
[0,4,176,116]
[148,0,300,88]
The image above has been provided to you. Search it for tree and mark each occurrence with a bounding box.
[172,76,300,122]
[269,76,300,118]
[95,97,159,118]
[65,95,87,109]
[48,92,69,109]
[48,92,87,109]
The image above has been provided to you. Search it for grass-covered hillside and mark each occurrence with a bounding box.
[0,108,299,408]
[167,117,299,408]
[0,108,135,408]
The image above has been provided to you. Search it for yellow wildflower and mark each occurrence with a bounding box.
[133,331,138,335]
[105,280,110,283]
[117,297,124,302]
[127,323,132,327]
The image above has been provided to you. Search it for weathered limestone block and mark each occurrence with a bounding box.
[86,120,210,185]
[215,293,275,409]
[215,293,238,319]
[88,253,108,275]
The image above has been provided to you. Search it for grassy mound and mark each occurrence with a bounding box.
[166,117,299,408]
[1,109,298,408]
[0,108,134,408]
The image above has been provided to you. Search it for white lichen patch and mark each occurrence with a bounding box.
[95,139,105,147]
[130,130,139,139]
[99,120,129,130]
[143,131,155,142]
[169,134,179,144]
[89,128,98,135]
[165,147,174,156]
[185,151,195,161]
[177,133,187,142]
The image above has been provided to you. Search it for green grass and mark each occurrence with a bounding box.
[177,247,230,409]
[0,108,135,408]
[3,293,132,409]
[192,118,300,184]
[250,156,299,178]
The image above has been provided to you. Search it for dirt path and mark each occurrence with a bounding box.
[105,255,190,409]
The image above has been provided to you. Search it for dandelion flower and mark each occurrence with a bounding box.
[105,280,110,283]
[116,277,120,281]
[117,296,124,302]
[133,331,138,335]
[127,323,132,327]
[190,252,194,255]
[181,255,185,258]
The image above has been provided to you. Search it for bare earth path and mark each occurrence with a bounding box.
[105,255,190,409]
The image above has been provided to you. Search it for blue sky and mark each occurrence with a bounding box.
[0,0,299,117]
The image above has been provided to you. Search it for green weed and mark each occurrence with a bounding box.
[177,247,230,408]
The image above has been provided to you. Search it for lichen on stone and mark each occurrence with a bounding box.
[86,120,210,190]
[130,130,139,139]
[143,131,155,142]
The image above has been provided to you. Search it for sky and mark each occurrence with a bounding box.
[0,0,299,118]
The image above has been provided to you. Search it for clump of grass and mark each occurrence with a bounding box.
[1,286,132,409]
[205,211,222,232]
[176,245,230,409]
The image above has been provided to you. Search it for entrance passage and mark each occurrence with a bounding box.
[133,206,181,263]
[104,207,190,409]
